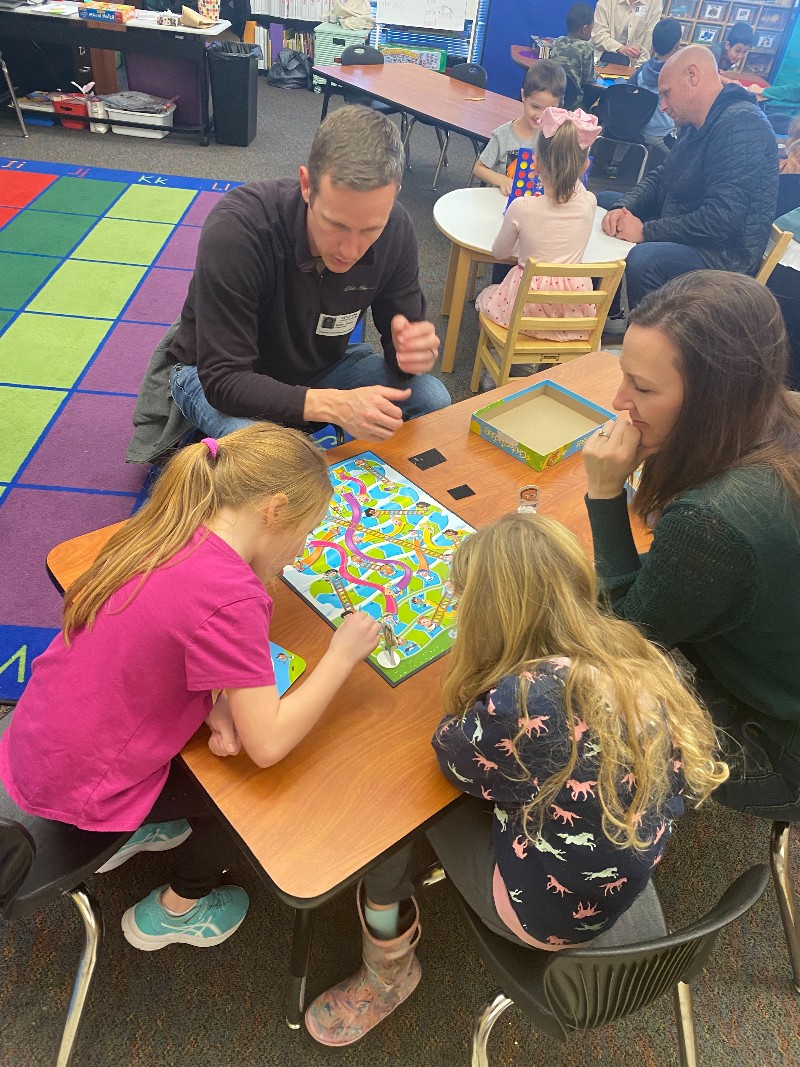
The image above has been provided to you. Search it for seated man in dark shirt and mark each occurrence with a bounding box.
[127,106,450,463]
[600,45,778,314]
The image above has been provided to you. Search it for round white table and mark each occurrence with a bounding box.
[433,186,634,372]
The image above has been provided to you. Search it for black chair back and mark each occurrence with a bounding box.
[450,62,487,89]
[340,45,384,66]
[563,76,580,110]
[777,173,800,219]
[0,819,34,916]
[598,83,658,143]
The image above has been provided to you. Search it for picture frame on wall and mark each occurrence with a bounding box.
[758,8,786,28]
[756,30,777,48]
[745,53,772,74]
[677,18,693,39]
[692,22,721,42]
[732,4,754,21]
[700,1,726,19]
[667,0,697,16]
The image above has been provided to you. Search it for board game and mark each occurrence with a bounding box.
[283,452,474,685]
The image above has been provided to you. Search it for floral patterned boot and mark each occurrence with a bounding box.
[304,885,421,1046]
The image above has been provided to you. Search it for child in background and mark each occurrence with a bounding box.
[475,107,600,352]
[474,61,567,197]
[552,3,597,100]
[304,514,728,1047]
[780,115,800,174]
[0,425,379,951]
[627,18,682,155]
[711,22,754,72]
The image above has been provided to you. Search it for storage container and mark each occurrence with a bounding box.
[105,103,176,138]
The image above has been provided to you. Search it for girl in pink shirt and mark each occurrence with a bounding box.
[476,107,601,343]
[0,425,379,951]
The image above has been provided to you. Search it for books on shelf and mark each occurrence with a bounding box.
[253,21,315,66]
[250,0,333,19]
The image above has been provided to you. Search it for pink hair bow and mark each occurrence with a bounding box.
[539,107,602,149]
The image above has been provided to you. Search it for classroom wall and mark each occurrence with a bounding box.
[481,0,592,98]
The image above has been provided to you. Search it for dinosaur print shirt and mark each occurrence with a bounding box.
[432,660,685,948]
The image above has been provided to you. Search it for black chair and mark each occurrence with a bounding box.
[590,83,659,189]
[336,45,407,136]
[0,709,132,1067]
[777,173,800,219]
[452,864,770,1066]
[403,62,488,190]
[770,820,800,993]
[0,49,28,138]
[562,75,580,111]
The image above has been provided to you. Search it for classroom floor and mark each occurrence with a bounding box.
[1,84,799,1067]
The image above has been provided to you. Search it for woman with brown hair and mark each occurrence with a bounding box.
[583,269,800,819]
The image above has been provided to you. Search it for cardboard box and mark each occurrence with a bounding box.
[78,3,135,22]
[470,380,614,472]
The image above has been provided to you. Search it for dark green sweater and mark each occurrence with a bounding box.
[586,465,800,755]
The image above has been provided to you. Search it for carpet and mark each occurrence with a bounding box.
[0,157,241,700]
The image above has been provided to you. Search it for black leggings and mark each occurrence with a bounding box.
[142,760,230,899]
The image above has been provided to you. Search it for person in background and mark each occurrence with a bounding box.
[601,45,778,315]
[592,0,664,66]
[552,3,597,100]
[474,61,566,197]
[780,114,800,174]
[302,514,728,1048]
[710,22,754,73]
[627,16,682,162]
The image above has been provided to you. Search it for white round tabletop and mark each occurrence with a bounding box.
[433,186,634,263]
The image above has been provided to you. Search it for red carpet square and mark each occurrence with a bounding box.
[0,170,57,209]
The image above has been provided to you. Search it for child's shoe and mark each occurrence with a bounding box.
[121,884,249,951]
[96,820,192,874]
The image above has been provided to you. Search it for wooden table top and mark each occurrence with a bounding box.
[46,354,650,903]
[312,62,520,141]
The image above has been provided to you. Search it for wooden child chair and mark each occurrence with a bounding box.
[471,258,626,391]
[756,224,793,285]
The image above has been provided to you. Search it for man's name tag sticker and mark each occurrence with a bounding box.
[633,4,646,14]
[316,311,361,337]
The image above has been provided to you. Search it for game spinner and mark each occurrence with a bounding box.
[283,453,474,685]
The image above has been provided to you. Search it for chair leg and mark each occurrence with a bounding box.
[419,863,446,889]
[635,144,649,183]
[402,116,416,169]
[432,132,451,191]
[470,990,513,1067]
[673,981,698,1067]
[1,57,28,138]
[770,821,800,993]
[57,885,103,1067]
[285,907,316,1029]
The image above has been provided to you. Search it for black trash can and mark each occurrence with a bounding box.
[208,42,260,147]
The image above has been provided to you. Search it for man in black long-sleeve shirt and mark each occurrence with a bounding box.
[127,106,450,464]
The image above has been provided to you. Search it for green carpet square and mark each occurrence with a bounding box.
[106,186,196,225]
[0,385,66,481]
[0,253,61,310]
[72,218,174,266]
[28,177,127,217]
[0,311,13,331]
[0,211,98,258]
[0,314,110,388]
[27,260,146,319]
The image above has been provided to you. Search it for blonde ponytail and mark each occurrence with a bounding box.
[536,120,588,205]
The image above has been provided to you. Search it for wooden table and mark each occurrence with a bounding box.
[432,187,633,372]
[510,46,631,81]
[46,355,649,1028]
[313,62,521,142]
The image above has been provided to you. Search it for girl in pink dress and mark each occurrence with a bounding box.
[476,107,602,343]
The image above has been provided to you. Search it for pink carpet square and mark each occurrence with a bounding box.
[19,393,148,494]
[181,190,226,226]
[155,226,202,270]
[122,268,191,326]
[80,322,167,394]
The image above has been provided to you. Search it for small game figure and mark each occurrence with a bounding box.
[418,616,436,631]
[378,563,395,577]
[377,614,401,668]
[517,485,540,515]
[276,652,288,662]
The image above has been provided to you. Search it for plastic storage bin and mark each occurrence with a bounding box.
[105,103,176,138]
[208,42,259,147]
[312,22,369,91]
[51,94,88,130]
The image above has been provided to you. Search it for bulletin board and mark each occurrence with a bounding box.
[376,0,468,33]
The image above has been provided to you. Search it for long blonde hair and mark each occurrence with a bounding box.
[63,424,332,639]
[440,514,728,850]
[536,120,589,205]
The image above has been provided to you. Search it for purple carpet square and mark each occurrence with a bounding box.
[181,191,226,227]
[155,225,202,270]
[80,322,167,394]
[19,394,148,494]
[122,268,191,326]
[0,487,137,628]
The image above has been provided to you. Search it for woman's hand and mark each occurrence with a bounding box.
[582,419,643,498]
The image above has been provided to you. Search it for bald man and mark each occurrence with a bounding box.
[601,45,778,311]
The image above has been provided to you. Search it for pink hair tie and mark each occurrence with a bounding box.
[539,106,602,149]
[201,437,219,459]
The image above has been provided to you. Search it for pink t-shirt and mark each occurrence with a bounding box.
[491,182,597,266]
[0,528,275,831]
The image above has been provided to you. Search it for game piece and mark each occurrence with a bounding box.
[283,452,474,685]
[517,485,540,514]
[448,484,475,500]
[408,448,446,470]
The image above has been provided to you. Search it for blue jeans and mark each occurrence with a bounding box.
[625,242,707,309]
[596,190,624,210]
[170,343,451,439]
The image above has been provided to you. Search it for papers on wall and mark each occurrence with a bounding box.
[376,0,467,32]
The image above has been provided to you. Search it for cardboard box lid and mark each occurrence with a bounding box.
[479,382,609,456]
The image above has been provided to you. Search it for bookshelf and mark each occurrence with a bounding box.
[664,0,800,78]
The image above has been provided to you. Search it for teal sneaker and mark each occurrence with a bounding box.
[96,820,192,874]
[121,885,249,951]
